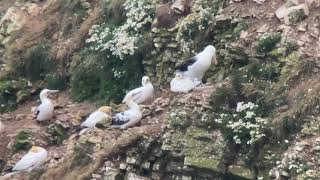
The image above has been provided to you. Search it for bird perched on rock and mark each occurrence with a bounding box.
[175,45,217,85]
[76,106,112,134]
[170,73,196,93]
[35,89,59,122]
[122,76,154,105]
[4,146,47,174]
[112,95,142,130]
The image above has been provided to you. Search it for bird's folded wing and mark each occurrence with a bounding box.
[112,113,130,125]
[12,153,39,171]
[123,87,143,102]
[175,56,197,71]
[131,89,144,103]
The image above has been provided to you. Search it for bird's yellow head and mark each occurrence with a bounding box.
[30,146,41,153]
[98,106,112,114]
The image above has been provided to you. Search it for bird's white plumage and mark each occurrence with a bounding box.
[37,99,54,121]
[36,89,59,122]
[182,45,217,83]
[12,146,47,172]
[0,121,4,133]
[113,98,142,129]
[170,73,196,93]
[122,76,154,104]
[81,111,110,128]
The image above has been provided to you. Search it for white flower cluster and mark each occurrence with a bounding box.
[176,0,214,53]
[111,68,126,79]
[170,110,187,121]
[86,0,155,59]
[270,149,306,177]
[215,102,268,145]
[236,102,257,112]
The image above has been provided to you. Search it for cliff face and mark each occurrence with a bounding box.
[0,0,320,179]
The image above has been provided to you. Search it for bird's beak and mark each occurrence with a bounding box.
[212,56,218,65]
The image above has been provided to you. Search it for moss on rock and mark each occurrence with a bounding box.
[184,156,221,172]
[288,9,306,24]
[228,165,255,180]
[71,141,95,169]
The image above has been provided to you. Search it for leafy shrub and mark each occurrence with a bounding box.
[70,49,143,104]
[0,78,30,113]
[176,0,227,53]
[87,0,155,59]
[45,73,67,90]
[210,70,244,111]
[214,102,269,146]
[13,130,32,152]
[23,44,53,81]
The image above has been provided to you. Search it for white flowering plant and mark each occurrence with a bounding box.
[169,110,191,129]
[176,0,223,53]
[86,0,155,60]
[214,102,269,146]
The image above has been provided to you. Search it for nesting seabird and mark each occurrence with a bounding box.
[76,106,112,134]
[122,76,154,105]
[35,89,59,122]
[112,95,142,129]
[6,146,47,173]
[175,45,217,85]
[170,73,196,93]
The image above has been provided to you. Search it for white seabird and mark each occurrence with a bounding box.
[122,76,154,104]
[170,73,196,93]
[36,89,59,122]
[175,45,217,84]
[112,95,142,130]
[12,146,48,172]
[77,106,112,134]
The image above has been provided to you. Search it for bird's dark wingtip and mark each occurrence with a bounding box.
[72,125,83,133]
[1,166,13,175]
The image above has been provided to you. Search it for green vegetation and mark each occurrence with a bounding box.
[45,73,67,90]
[0,78,30,113]
[256,33,281,54]
[23,44,53,81]
[233,21,249,38]
[46,123,69,145]
[71,141,95,168]
[13,130,33,152]
[168,110,191,129]
[70,49,143,104]
[288,9,306,24]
